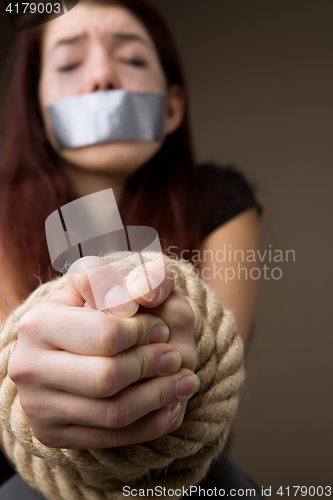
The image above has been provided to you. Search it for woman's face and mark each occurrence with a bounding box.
[39,3,184,175]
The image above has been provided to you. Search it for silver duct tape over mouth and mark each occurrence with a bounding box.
[47,90,165,150]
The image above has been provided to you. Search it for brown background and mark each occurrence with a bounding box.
[1,0,332,496]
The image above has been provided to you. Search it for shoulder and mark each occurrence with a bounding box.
[195,163,263,242]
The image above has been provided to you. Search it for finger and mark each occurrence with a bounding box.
[139,286,197,372]
[30,302,170,354]
[34,404,184,449]
[125,261,174,307]
[36,344,184,397]
[66,256,139,318]
[28,369,199,429]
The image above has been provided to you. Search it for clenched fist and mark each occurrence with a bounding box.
[8,257,199,449]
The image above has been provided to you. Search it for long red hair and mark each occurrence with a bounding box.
[0,0,202,292]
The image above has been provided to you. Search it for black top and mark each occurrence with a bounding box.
[0,165,263,491]
[197,163,262,242]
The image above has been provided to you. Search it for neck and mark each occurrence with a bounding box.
[61,162,128,206]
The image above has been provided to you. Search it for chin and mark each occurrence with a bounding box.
[59,141,162,174]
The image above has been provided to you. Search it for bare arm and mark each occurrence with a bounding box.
[197,207,261,349]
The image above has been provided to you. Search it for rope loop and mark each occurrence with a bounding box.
[0,252,244,500]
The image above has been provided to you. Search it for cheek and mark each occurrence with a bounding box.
[39,69,58,108]
[120,70,166,94]
[38,71,82,151]
[39,72,82,107]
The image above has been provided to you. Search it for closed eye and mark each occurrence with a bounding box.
[59,63,81,72]
[124,59,147,68]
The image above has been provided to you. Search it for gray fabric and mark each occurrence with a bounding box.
[0,474,46,499]
[47,90,165,150]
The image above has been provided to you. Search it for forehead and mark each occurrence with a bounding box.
[42,4,155,55]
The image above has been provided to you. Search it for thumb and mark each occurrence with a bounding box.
[125,261,174,308]
[66,256,139,318]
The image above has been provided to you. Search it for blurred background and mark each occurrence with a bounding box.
[1,0,332,496]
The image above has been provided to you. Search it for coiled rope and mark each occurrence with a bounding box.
[0,252,244,499]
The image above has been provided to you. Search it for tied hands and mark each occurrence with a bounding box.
[8,257,199,449]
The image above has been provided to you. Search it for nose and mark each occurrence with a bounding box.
[84,45,120,93]
[94,81,113,91]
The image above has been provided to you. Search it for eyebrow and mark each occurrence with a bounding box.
[51,33,87,50]
[111,32,149,47]
[50,31,149,54]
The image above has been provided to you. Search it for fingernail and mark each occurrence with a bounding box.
[169,403,181,424]
[104,285,134,309]
[176,374,200,398]
[129,275,160,302]
[104,285,139,318]
[149,324,170,343]
[157,350,182,374]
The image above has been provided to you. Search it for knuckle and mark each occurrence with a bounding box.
[8,348,35,385]
[104,399,132,429]
[137,348,154,380]
[7,350,22,383]
[92,359,116,397]
[135,317,147,344]
[95,315,117,354]
[18,304,44,340]
[157,380,170,409]
[103,427,122,448]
